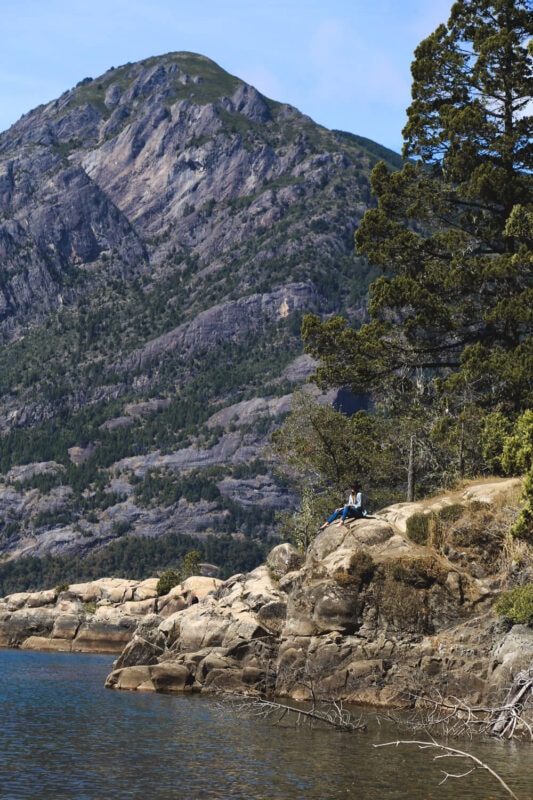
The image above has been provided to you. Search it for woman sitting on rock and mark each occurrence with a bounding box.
[320,483,366,529]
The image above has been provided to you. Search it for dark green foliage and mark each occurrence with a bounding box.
[364,0,532,411]
[213,499,277,539]
[182,550,201,579]
[12,472,64,494]
[301,0,532,498]
[32,509,74,530]
[481,412,514,475]
[485,409,533,540]
[406,513,432,545]
[133,469,222,507]
[111,520,133,537]
[437,504,465,523]
[271,390,398,503]
[156,569,182,596]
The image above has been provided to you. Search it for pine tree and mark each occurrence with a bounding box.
[303,0,533,420]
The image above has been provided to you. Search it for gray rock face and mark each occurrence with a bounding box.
[0,152,145,333]
[0,52,399,563]
[99,483,532,708]
[0,53,379,345]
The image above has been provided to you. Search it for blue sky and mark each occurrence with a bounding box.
[1,0,452,152]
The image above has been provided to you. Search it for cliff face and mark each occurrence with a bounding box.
[3,479,531,710]
[0,52,393,346]
[0,52,402,568]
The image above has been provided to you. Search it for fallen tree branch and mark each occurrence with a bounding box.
[374,739,522,800]
[401,669,533,741]
[218,693,366,732]
[490,668,533,739]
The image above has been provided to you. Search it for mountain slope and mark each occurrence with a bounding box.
[0,52,402,577]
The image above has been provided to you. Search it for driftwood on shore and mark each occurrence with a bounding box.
[490,667,533,739]
[403,664,533,741]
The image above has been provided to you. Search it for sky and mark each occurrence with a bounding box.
[1,0,453,153]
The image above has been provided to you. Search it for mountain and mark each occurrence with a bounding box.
[0,52,402,585]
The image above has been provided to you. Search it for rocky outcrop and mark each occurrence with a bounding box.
[0,576,220,653]
[102,479,532,708]
[3,479,528,710]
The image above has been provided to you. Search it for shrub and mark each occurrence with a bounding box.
[438,503,465,523]
[377,572,430,633]
[407,504,480,551]
[502,409,533,476]
[388,556,448,588]
[182,550,201,579]
[511,468,533,542]
[512,500,533,542]
[333,570,360,588]
[347,551,375,583]
[156,569,182,596]
[481,411,513,474]
[111,520,133,536]
[406,513,432,545]
[495,584,533,625]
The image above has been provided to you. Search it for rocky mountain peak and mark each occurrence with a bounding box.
[0,52,402,575]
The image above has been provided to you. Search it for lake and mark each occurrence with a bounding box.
[0,649,531,799]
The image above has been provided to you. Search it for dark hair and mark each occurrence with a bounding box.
[350,483,360,492]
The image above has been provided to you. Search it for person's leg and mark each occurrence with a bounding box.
[327,509,341,524]
[341,504,353,522]
[343,506,362,522]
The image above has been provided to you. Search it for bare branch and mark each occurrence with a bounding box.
[218,693,366,732]
[397,669,533,742]
[438,767,476,783]
[374,740,522,800]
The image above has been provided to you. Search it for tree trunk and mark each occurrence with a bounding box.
[407,435,415,502]
[458,421,465,479]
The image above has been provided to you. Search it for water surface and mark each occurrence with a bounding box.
[0,649,531,799]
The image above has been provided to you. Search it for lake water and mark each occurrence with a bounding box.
[0,649,531,800]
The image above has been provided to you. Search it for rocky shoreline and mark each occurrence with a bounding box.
[0,574,220,654]
[1,478,531,709]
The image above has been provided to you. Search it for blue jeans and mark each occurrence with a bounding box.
[327,505,365,524]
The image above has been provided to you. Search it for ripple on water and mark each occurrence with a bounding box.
[0,649,531,800]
